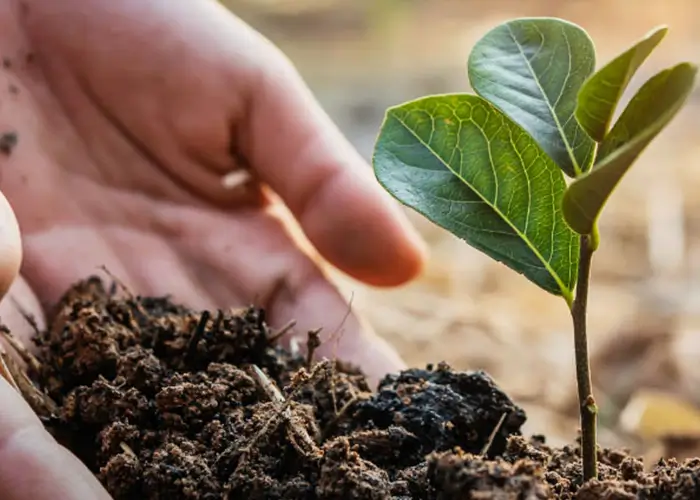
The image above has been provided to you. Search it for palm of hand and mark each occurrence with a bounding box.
[0,0,425,378]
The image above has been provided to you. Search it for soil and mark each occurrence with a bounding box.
[4,275,700,499]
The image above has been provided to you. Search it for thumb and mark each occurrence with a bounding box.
[0,189,22,298]
[0,192,108,498]
[0,377,111,499]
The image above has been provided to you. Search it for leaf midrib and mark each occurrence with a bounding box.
[506,24,582,176]
[390,110,572,300]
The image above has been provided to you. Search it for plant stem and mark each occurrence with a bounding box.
[571,234,598,482]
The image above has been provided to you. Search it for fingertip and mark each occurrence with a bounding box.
[362,195,429,287]
[299,166,429,287]
[244,50,427,287]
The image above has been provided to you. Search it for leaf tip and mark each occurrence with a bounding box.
[646,24,669,40]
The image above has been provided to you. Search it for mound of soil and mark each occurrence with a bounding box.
[5,276,700,499]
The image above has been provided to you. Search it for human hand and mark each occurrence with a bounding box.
[0,0,427,497]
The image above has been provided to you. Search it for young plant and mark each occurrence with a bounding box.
[372,17,697,482]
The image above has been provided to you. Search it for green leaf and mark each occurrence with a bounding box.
[372,94,579,301]
[563,63,697,235]
[468,17,597,177]
[576,26,668,142]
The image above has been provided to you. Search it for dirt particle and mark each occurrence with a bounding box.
[0,131,17,155]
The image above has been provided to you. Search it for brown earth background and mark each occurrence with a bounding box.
[222,0,700,466]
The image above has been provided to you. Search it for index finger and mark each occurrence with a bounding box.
[241,42,428,287]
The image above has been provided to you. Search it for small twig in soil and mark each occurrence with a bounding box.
[480,412,508,456]
[327,292,355,354]
[247,364,321,458]
[321,391,371,441]
[0,344,57,418]
[119,442,137,458]
[324,293,356,415]
[0,324,41,375]
[218,361,334,475]
[99,265,154,325]
[305,328,322,368]
[330,361,339,415]
[9,295,42,335]
[0,348,19,391]
[251,364,285,404]
[287,359,333,397]
[185,310,210,363]
[268,319,297,344]
[99,265,133,298]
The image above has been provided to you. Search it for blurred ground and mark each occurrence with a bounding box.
[224,0,700,461]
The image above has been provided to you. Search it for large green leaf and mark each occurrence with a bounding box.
[468,17,597,177]
[563,63,697,235]
[373,94,579,301]
[576,26,667,142]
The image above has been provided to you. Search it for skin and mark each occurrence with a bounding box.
[0,0,427,497]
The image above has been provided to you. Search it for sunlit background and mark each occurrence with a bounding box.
[222,0,700,464]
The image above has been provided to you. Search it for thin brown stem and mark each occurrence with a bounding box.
[571,234,598,482]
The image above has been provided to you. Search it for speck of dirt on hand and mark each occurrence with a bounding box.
[8,84,18,95]
[0,131,18,156]
[2,58,11,69]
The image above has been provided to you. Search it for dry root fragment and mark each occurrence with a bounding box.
[248,364,322,458]
[268,319,296,343]
[0,327,57,419]
[0,347,19,390]
[305,328,322,368]
[0,325,41,374]
[120,442,137,458]
[480,412,509,456]
[232,360,339,466]
[322,391,371,441]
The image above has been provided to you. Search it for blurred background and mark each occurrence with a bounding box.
[222,0,700,465]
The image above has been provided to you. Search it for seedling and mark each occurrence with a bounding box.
[372,17,697,482]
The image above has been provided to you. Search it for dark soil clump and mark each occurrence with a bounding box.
[8,276,700,498]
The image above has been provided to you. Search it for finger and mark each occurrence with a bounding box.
[0,377,111,499]
[0,196,106,498]
[239,35,428,287]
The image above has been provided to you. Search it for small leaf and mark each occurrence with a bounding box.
[373,94,579,301]
[468,17,597,177]
[576,26,668,142]
[563,63,697,235]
